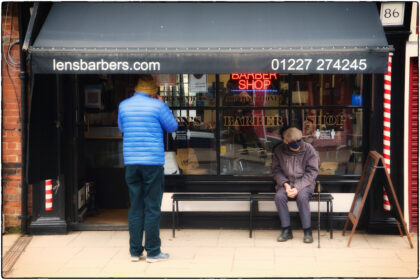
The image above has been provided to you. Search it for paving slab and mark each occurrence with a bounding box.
[2,229,418,278]
[1,234,20,257]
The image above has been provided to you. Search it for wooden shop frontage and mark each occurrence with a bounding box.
[21,2,412,234]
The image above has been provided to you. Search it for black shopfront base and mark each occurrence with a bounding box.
[29,178,68,235]
[30,217,68,235]
[30,170,403,234]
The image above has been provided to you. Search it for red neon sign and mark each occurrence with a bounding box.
[231,73,277,90]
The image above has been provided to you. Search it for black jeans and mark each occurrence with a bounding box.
[125,165,164,257]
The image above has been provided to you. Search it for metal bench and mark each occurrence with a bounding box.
[171,193,251,237]
[171,188,334,241]
[250,192,334,239]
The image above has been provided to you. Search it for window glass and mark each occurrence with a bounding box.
[154,74,216,107]
[166,109,217,175]
[159,73,364,176]
[220,109,286,175]
[85,140,124,168]
[220,74,289,107]
[291,74,363,106]
[291,108,363,175]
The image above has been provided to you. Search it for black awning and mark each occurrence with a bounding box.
[29,2,391,74]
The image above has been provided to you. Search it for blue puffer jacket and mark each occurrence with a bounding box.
[118,92,178,165]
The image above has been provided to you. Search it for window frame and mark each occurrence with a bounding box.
[166,74,365,176]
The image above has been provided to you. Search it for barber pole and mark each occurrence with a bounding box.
[383,53,393,211]
[45,179,53,211]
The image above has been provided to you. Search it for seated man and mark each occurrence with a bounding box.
[272,127,319,243]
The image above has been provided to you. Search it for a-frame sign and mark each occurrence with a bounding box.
[343,151,413,248]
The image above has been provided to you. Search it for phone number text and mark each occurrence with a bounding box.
[271,58,367,72]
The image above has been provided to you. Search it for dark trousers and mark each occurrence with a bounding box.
[125,165,164,257]
[274,187,313,229]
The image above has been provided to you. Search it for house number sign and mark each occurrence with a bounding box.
[380,2,405,26]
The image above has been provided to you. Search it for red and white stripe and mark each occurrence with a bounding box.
[45,179,53,211]
[383,53,393,211]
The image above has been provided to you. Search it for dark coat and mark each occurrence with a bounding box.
[272,142,319,192]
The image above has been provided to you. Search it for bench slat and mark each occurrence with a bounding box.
[172,194,251,201]
[251,193,333,201]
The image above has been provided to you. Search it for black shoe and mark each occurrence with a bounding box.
[277,227,293,242]
[303,228,313,243]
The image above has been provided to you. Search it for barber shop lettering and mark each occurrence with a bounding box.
[224,115,284,127]
[223,112,344,128]
[231,73,277,90]
[304,113,345,130]
[224,94,280,105]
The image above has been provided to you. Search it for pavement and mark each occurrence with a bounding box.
[1,229,418,278]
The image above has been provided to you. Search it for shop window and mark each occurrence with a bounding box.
[155,74,216,107]
[85,140,123,168]
[220,74,289,107]
[168,109,217,175]
[220,109,285,175]
[162,73,363,176]
[81,73,364,177]
[291,74,363,106]
[291,108,363,175]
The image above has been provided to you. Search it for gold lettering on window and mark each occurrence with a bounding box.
[304,113,346,130]
[223,115,284,127]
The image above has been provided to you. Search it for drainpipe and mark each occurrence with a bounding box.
[18,4,28,235]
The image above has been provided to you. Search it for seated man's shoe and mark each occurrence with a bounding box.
[303,228,313,243]
[146,252,170,263]
[277,227,293,242]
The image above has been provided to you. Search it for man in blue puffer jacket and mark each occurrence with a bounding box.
[118,75,178,263]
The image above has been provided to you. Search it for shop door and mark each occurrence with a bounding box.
[79,75,129,211]
[60,75,86,223]
[28,74,67,233]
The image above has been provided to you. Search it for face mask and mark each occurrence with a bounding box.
[288,139,301,149]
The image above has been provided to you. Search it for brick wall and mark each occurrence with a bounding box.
[2,3,23,230]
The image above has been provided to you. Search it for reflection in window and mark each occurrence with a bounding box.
[161,73,364,176]
[166,109,217,175]
[220,109,286,175]
[291,108,363,175]
[154,74,216,107]
[291,74,363,106]
[85,140,124,168]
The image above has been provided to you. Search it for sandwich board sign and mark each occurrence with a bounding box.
[343,151,413,248]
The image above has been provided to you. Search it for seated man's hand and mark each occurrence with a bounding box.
[284,183,292,196]
[287,187,299,198]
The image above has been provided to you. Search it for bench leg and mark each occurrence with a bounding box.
[318,199,320,248]
[249,200,253,238]
[176,201,179,231]
[172,200,176,238]
[330,201,333,239]
[326,201,329,234]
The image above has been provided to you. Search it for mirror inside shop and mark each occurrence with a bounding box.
[83,73,364,177]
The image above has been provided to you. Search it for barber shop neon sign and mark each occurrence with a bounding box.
[231,73,277,91]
